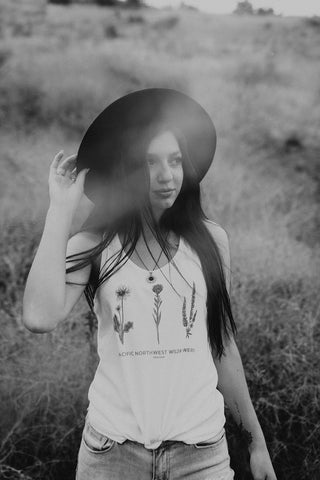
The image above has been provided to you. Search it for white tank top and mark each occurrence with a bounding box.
[87,227,225,449]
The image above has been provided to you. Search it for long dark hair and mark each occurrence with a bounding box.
[66,119,237,359]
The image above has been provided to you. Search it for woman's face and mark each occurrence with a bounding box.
[146,130,184,221]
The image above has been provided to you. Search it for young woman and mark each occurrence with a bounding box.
[22,88,277,480]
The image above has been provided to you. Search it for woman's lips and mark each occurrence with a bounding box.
[155,189,174,197]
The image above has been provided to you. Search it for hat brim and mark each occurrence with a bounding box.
[76,88,216,203]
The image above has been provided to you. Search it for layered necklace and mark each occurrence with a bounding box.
[134,231,170,283]
[120,230,192,301]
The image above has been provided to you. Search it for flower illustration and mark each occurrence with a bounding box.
[113,314,120,333]
[123,321,134,332]
[152,284,163,344]
[182,281,197,339]
[113,285,133,344]
[182,297,187,327]
[152,284,163,295]
[116,286,130,299]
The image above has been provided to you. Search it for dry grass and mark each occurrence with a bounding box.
[0,3,319,479]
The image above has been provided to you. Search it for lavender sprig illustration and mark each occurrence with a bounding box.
[113,286,133,344]
[152,284,163,344]
[182,281,197,338]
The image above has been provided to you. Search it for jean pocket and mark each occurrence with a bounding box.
[194,431,225,449]
[82,421,116,454]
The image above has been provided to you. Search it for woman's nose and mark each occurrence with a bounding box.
[158,162,173,182]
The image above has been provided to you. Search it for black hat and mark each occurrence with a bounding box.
[76,88,217,203]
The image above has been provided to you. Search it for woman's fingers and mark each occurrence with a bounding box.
[51,152,77,175]
[51,150,64,170]
[75,168,90,185]
[59,153,77,172]
[50,151,88,186]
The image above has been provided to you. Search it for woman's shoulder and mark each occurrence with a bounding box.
[202,219,231,288]
[202,219,230,250]
[202,218,229,237]
[68,229,103,252]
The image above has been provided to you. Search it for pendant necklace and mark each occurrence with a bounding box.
[134,232,191,303]
[134,232,169,284]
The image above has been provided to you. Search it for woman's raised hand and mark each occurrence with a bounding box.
[48,150,90,215]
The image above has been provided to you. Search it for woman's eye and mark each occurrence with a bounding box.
[147,156,182,166]
[171,157,182,164]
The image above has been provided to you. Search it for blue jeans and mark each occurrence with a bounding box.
[75,418,235,480]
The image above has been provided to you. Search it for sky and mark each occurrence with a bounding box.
[145,0,320,17]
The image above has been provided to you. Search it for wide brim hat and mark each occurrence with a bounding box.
[76,88,217,203]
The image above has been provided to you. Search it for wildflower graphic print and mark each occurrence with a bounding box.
[182,281,197,338]
[152,284,163,344]
[113,286,133,344]
[113,282,198,345]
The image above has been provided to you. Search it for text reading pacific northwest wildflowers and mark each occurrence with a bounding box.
[119,348,196,358]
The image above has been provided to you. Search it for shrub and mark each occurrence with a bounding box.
[0,75,45,128]
[233,1,254,15]
[104,24,119,38]
[256,8,274,16]
[125,0,143,7]
[95,0,119,6]
[127,14,145,23]
[305,16,320,29]
[48,0,72,4]
[0,47,11,68]
[153,16,179,31]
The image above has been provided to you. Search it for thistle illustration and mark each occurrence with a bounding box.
[152,284,163,344]
[182,281,197,338]
[113,286,133,344]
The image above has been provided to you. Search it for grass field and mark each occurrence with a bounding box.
[0,3,320,479]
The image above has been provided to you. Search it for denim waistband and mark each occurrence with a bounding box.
[85,414,224,450]
[130,428,225,450]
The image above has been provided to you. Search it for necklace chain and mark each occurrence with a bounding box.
[134,232,170,283]
[119,231,190,300]
[135,244,187,300]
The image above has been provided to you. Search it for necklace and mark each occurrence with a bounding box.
[134,232,170,283]
[134,233,193,302]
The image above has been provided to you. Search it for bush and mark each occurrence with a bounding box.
[96,0,119,6]
[0,75,45,129]
[125,0,143,7]
[0,47,11,68]
[305,16,320,29]
[233,1,254,15]
[127,14,145,23]
[104,24,119,38]
[48,0,72,4]
[153,16,179,30]
[256,8,274,16]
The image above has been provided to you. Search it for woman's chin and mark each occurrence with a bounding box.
[154,198,175,209]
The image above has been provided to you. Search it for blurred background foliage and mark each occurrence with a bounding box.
[0,1,319,479]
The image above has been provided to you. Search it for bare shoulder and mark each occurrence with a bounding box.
[203,219,231,291]
[65,230,103,286]
[202,219,230,251]
[67,230,103,254]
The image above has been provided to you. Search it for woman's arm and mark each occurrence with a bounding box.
[213,337,277,480]
[206,221,277,480]
[22,206,87,332]
[22,152,90,333]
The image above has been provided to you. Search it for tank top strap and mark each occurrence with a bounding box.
[102,231,192,270]
[178,235,194,260]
